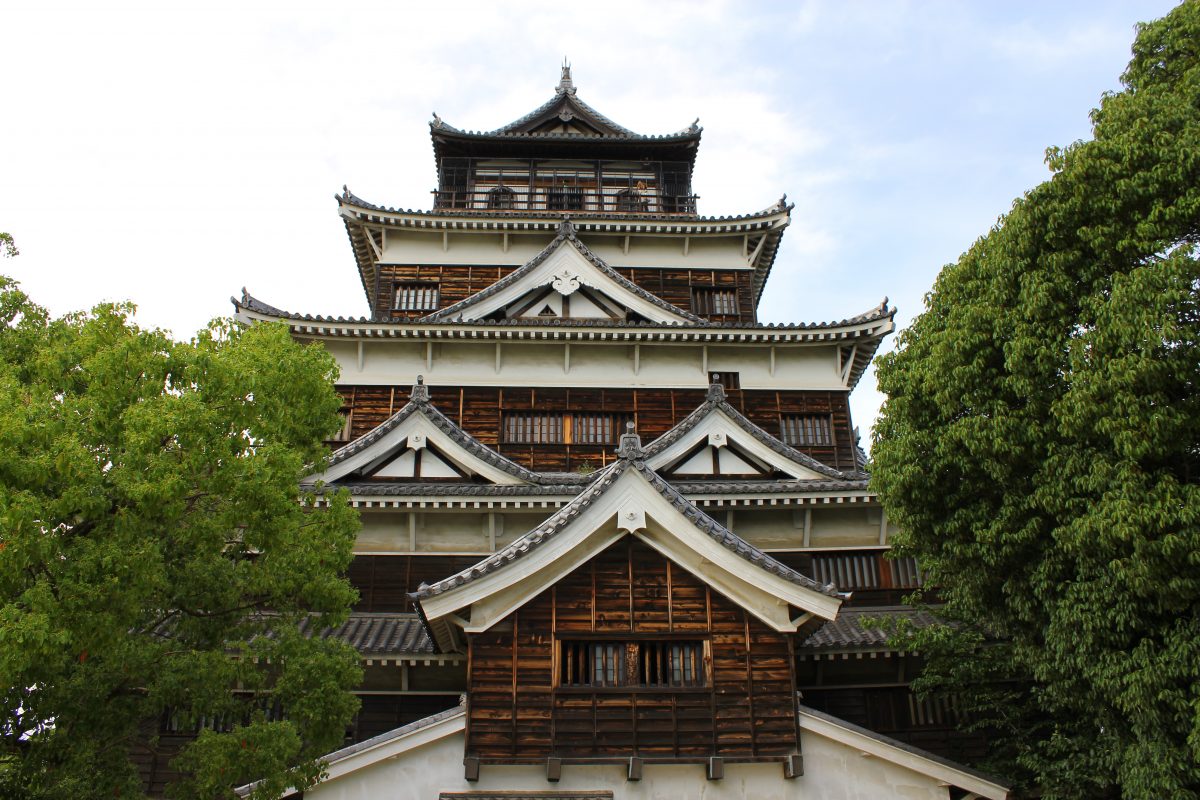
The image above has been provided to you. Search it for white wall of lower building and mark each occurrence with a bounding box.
[305,727,953,800]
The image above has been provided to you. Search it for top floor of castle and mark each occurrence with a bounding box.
[428,64,702,215]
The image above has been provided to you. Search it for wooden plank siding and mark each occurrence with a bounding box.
[336,385,857,473]
[373,264,757,324]
[465,538,801,764]
[349,555,482,613]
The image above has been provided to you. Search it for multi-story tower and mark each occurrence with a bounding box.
[231,67,1007,799]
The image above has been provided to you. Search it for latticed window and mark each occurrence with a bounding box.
[547,185,585,210]
[558,640,706,688]
[693,288,739,316]
[810,553,922,591]
[780,414,833,446]
[393,283,440,312]
[503,412,631,444]
[615,188,647,212]
[487,186,515,209]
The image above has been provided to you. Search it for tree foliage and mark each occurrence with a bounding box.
[0,276,361,799]
[872,4,1200,798]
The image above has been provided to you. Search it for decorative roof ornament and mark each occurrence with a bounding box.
[617,421,643,460]
[410,375,429,403]
[557,217,577,240]
[689,118,701,133]
[707,375,727,403]
[431,112,444,129]
[557,58,576,95]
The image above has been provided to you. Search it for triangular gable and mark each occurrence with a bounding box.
[420,220,701,325]
[306,379,585,488]
[413,432,842,651]
[644,382,853,481]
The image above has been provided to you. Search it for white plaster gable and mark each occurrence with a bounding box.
[307,407,526,486]
[648,407,832,480]
[444,236,696,324]
[417,464,842,640]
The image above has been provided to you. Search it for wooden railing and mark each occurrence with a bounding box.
[432,188,699,214]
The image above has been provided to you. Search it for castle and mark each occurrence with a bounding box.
[228,66,1006,799]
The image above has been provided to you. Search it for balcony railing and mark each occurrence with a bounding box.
[432,188,699,215]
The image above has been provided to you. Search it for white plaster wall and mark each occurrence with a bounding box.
[354,506,894,556]
[810,508,885,548]
[305,728,951,800]
[377,230,754,270]
[321,339,849,392]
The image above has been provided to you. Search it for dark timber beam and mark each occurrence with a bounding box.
[784,753,804,778]
[627,756,643,781]
[463,756,480,782]
[546,757,563,782]
[707,756,724,781]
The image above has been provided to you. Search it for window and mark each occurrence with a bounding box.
[503,412,632,445]
[692,288,739,316]
[615,187,647,212]
[487,186,515,209]
[558,640,707,688]
[393,283,440,312]
[547,185,585,211]
[809,552,922,591]
[780,414,833,447]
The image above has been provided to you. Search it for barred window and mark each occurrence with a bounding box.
[810,552,922,591]
[503,412,631,445]
[558,640,706,688]
[393,283,440,311]
[780,414,833,447]
[693,288,739,316]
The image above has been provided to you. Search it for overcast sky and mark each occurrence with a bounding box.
[0,0,1179,442]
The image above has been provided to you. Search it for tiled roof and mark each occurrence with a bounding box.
[643,381,861,481]
[410,432,841,603]
[337,188,786,224]
[799,606,941,652]
[300,612,435,656]
[236,286,894,333]
[312,378,589,488]
[418,218,702,324]
[429,65,697,144]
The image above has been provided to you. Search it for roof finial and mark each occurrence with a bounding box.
[557,58,575,95]
[557,217,577,239]
[707,375,726,403]
[411,375,429,403]
[617,421,643,460]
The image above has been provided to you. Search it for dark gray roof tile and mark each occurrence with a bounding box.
[799,606,940,652]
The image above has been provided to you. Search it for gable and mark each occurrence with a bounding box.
[415,462,842,650]
[647,404,838,481]
[421,226,701,325]
[310,405,530,486]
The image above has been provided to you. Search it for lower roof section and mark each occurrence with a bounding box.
[237,702,1009,800]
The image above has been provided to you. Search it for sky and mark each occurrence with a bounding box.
[0,0,1180,444]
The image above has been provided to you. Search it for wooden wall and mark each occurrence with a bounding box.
[466,538,800,763]
[349,555,481,613]
[374,264,756,324]
[337,385,857,473]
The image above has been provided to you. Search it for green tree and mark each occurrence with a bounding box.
[872,4,1200,798]
[0,276,361,799]
[0,234,17,259]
